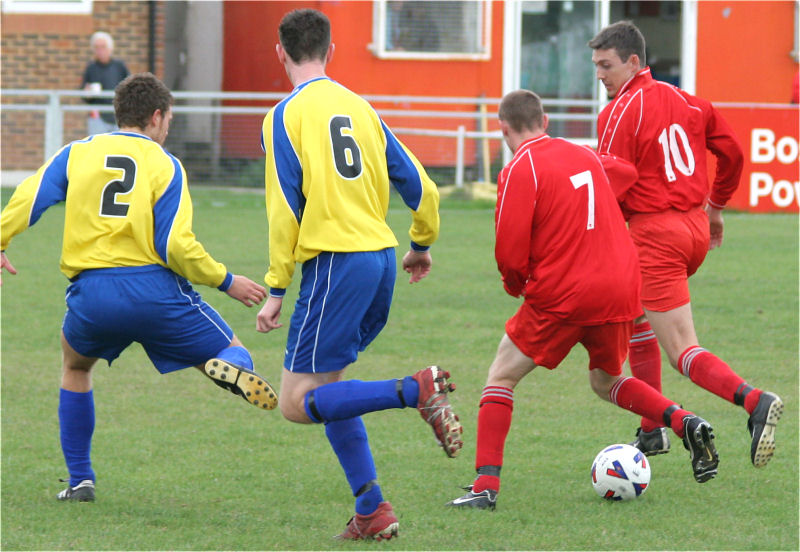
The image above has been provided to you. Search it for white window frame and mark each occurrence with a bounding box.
[1,0,93,14]
[370,0,492,61]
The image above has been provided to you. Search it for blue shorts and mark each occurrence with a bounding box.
[62,265,234,373]
[284,249,396,373]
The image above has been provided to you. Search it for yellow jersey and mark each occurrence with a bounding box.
[261,77,439,293]
[0,132,231,289]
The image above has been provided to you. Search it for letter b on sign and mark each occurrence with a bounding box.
[752,129,799,164]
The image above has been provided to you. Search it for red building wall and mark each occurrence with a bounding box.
[696,1,797,103]
[221,0,505,164]
[223,1,502,97]
[697,1,799,212]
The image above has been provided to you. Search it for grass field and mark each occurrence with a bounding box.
[1,186,797,551]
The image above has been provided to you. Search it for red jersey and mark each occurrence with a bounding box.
[495,135,641,325]
[597,68,743,217]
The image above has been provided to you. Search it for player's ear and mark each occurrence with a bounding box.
[542,113,549,132]
[153,108,169,130]
[499,119,510,138]
[276,43,286,63]
[326,43,335,65]
[148,109,160,129]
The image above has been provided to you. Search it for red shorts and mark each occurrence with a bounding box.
[628,207,709,312]
[505,302,633,375]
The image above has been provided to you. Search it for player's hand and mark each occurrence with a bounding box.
[706,205,724,250]
[225,274,267,307]
[256,295,283,333]
[0,251,17,286]
[402,249,432,283]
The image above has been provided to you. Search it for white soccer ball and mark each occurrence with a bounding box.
[591,443,651,501]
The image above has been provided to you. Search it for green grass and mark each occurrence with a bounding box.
[1,187,798,550]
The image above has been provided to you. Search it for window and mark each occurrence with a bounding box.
[372,0,491,60]
[520,0,597,138]
[1,0,92,14]
[611,1,683,86]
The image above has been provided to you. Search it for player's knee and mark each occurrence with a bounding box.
[63,363,93,373]
[588,369,614,399]
[278,393,312,424]
[590,381,610,399]
[277,395,298,421]
[61,364,93,392]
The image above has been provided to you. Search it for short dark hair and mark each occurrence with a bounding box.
[279,9,331,63]
[113,73,173,129]
[588,20,646,66]
[498,90,545,133]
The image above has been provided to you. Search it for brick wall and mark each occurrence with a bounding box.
[1,1,165,171]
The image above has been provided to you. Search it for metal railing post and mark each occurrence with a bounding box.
[44,91,63,161]
[455,125,465,188]
[479,100,491,184]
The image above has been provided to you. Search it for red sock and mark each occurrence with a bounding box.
[743,388,763,414]
[629,321,663,432]
[667,408,694,438]
[473,475,500,494]
[678,346,760,411]
[609,377,691,438]
[473,386,513,493]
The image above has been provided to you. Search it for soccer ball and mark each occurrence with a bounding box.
[591,443,651,501]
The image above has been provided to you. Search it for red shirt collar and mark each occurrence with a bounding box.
[515,133,550,154]
[616,67,652,97]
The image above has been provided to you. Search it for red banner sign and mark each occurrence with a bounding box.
[714,105,799,213]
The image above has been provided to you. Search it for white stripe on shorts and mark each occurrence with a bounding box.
[311,253,334,372]
[289,256,319,372]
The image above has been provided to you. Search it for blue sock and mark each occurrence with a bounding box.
[214,345,253,370]
[304,377,419,423]
[325,417,383,516]
[400,375,419,406]
[59,389,96,487]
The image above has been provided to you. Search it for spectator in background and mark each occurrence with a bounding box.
[81,31,130,135]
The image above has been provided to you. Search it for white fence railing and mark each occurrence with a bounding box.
[1,89,600,188]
